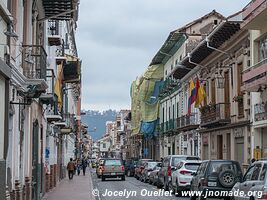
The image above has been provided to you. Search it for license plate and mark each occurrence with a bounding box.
[111,173,116,175]
[208,182,217,187]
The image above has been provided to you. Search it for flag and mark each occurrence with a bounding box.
[188,79,195,114]
[195,80,206,108]
[54,62,63,111]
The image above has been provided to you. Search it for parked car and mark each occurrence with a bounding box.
[140,161,161,182]
[191,160,243,200]
[125,159,138,177]
[170,160,201,196]
[148,162,162,185]
[232,160,267,200]
[96,158,106,178]
[101,159,125,181]
[158,155,200,190]
[135,159,153,180]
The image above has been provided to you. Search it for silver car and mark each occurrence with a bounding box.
[232,160,267,200]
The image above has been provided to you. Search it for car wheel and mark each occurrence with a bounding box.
[127,170,131,177]
[156,178,162,189]
[101,176,105,181]
[122,175,125,181]
[218,170,236,188]
[175,179,180,197]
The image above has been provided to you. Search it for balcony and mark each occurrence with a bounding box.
[242,0,267,29]
[17,45,48,98]
[63,60,81,83]
[159,78,180,99]
[200,103,231,128]
[42,0,75,20]
[242,59,267,92]
[254,102,267,122]
[177,113,199,131]
[48,20,62,46]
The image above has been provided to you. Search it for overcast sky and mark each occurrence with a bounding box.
[76,0,249,112]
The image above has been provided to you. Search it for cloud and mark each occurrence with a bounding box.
[76,0,249,111]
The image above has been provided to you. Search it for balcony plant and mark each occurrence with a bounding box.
[233,94,243,103]
[199,105,210,114]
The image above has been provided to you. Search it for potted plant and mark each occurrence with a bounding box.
[233,94,243,103]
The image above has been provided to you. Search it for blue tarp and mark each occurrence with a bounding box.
[140,120,159,139]
[146,80,164,105]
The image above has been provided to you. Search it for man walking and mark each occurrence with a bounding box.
[67,158,75,179]
[82,158,87,176]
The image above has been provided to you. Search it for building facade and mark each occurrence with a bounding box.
[241,0,267,160]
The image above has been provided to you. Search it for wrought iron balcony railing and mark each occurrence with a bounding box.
[176,113,199,131]
[22,45,47,80]
[200,103,231,127]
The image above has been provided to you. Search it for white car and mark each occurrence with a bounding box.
[170,160,201,196]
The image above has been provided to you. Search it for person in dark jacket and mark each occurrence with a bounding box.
[82,158,87,176]
[67,158,75,179]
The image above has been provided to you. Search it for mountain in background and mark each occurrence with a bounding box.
[81,109,117,141]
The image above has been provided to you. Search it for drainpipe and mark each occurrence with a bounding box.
[205,37,230,57]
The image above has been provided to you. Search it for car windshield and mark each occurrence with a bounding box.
[208,162,240,176]
[141,160,152,165]
[105,160,121,166]
[185,163,201,171]
[147,162,157,169]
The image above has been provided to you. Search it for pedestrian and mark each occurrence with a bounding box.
[82,158,87,176]
[77,159,81,176]
[67,158,75,180]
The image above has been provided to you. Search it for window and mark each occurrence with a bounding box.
[251,164,261,180]
[244,166,255,181]
[165,70,167,75]
[259,35,267,61]
[171,64,173,70]
[103,143,106,148]
[214,20,218,25]
[260,164,267,181]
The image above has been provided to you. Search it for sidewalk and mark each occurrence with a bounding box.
[43,170,96,200]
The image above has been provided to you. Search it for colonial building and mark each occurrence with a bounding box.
[178,12,251,169]
[1,0,82,199]
[241,0,267,160]
[154,10,225,159]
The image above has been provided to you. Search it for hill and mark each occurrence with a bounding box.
[81,109,117,140]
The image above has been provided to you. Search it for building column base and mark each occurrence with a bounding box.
[14,180,22,200]
[24,177,31,200]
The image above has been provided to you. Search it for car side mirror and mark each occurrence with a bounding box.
[171,166,177,170]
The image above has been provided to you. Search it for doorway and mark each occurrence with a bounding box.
[217,135,223,159]
[32,120,39,200]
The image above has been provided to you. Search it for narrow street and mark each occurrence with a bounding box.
[91,169,181,200]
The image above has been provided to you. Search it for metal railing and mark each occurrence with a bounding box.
[201,103,230,125]
[22,45,47,81]
[48,20,60,35]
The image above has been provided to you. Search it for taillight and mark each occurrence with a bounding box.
[122,165,125,171]
[261,194,267,199]
[180,170,191,175]
[168,166,171,176]
[261,187,267,199]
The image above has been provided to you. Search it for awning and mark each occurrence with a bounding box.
[173,21,240,79]
[150,32,187,65]
[42,0,76,20]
